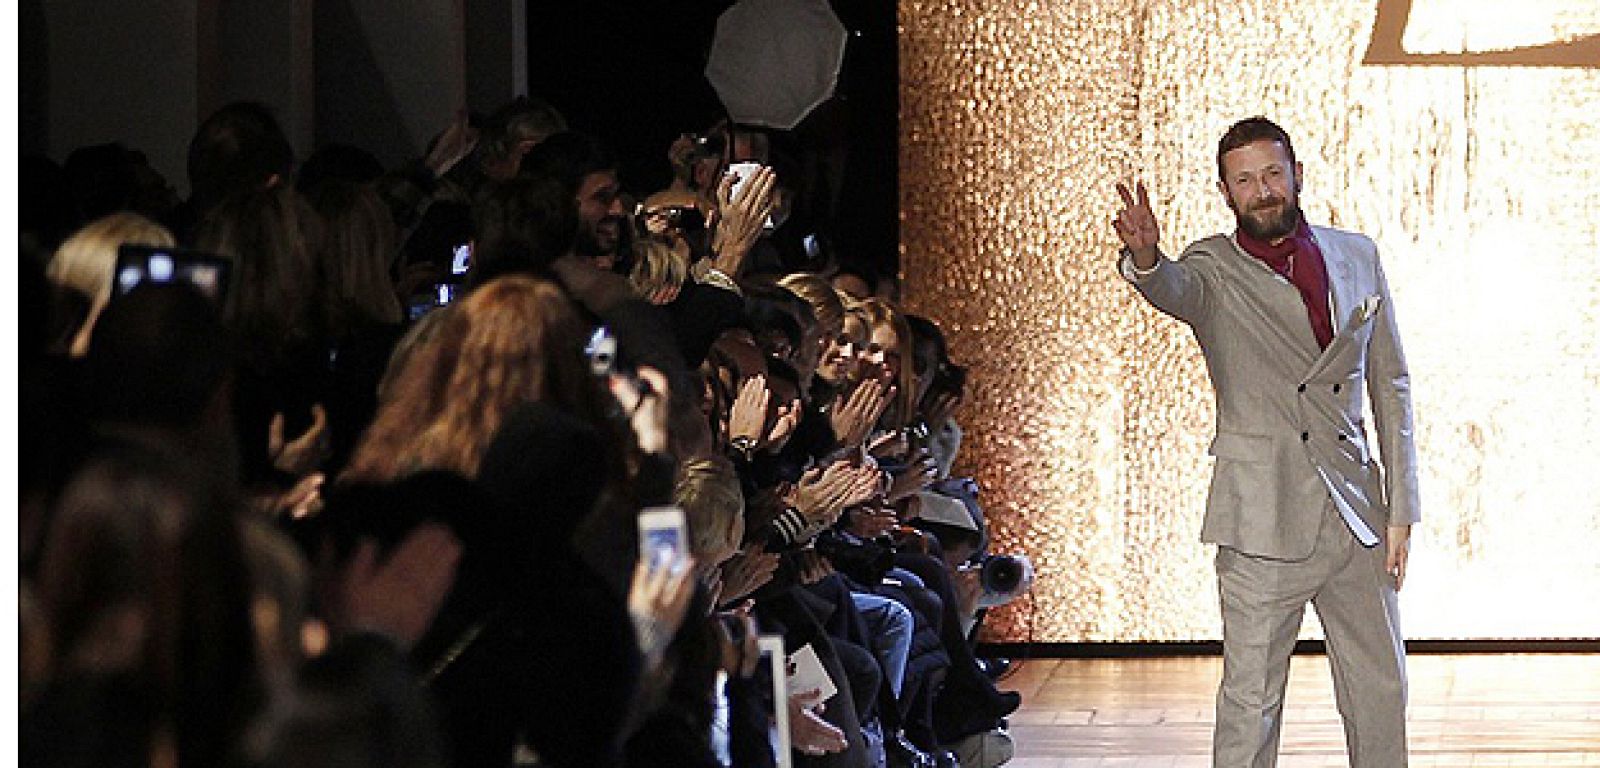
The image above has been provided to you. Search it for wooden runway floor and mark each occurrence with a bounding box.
[998,653,1600,766]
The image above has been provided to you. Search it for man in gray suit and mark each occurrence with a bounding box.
[1112,117,1418,767]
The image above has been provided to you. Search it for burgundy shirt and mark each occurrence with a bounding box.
[1236,220,1334,349]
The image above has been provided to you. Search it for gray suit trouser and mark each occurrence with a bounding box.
[1213,506,1408,767]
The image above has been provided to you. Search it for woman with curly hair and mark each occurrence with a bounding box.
[341,274,608,481]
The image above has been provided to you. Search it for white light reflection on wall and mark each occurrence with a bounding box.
[900,0,1600,641]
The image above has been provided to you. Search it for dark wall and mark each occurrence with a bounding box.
[526,1,731,194]
[526,0,900,277]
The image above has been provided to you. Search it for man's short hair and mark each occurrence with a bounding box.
[518,131,617,196]
[187,102,294,214]
[1217,117,1296,180]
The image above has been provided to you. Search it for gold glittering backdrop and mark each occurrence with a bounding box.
[899,0,1600,641]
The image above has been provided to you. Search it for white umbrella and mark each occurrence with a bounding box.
[704,0,848,131]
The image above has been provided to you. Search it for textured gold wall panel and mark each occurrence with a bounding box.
[900,0,1600,641]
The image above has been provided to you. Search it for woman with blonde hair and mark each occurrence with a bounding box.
[627,236,691,306]
[777,272,845,360]
[852,296,918,431]
[45,212,176,357]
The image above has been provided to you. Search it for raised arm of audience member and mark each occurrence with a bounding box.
[610,365,672,457]
[709,165,777,279]
[628,548,698,670]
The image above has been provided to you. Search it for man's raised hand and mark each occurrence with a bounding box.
[1113,180,1161,269]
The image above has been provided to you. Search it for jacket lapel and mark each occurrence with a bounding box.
[1301,228,1380,381]
[1314,227,1358,336]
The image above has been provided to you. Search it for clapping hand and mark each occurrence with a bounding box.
[719,543,780,603]
[727,375,771,445]
[885,449,938,503]
[830,378,892,450]
[269,403,331,476]
[789,687,848,756]
[330,524,463,649]
[424,109,480,178]
[844,505,899,540]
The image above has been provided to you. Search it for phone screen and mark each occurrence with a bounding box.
[638,506,688,572]
[114,245,233,302]
[757,634,793,768]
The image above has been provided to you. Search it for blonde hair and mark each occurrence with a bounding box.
[47,213,177,356]
[628,238,690,301]
[777,272,844,339]
[674,457,745,560]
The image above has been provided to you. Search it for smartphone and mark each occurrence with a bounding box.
[726,162,775,231]
[451,243,471,276]
[114,244,232,302]
[757,634,793,768]
[406,283,459,321]
[638,506,688,573]
[585,326,620,377]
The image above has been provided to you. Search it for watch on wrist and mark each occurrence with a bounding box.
[729,435,758,461]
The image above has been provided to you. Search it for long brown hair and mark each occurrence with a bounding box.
[307,180,402,337]
[194,184,321,368]
[33,441,261,767]
[342,276,601,481]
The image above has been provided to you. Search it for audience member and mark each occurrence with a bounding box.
[21,78,1022,768]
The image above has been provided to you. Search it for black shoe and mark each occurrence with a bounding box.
[930,750,959,768]
[993,690,1021,718]
[978,656,1011,680]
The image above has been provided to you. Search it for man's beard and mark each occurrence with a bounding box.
[576,217,623,259]
[1234,197,1302,242]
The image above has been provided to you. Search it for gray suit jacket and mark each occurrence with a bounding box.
[1120,225,1420,560]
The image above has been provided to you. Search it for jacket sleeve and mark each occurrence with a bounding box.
[1363,246,1422,526]
[1117,246,1212,325]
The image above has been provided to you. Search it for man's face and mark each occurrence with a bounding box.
[575,169,626,260]
[1218,139,1303,242]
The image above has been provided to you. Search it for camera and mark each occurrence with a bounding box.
[928,361,968,402]
[973,553,1034,609]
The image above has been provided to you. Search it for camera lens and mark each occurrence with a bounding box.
[981,555,1024,593]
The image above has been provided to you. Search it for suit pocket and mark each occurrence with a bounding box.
[1208,431,1273,462]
